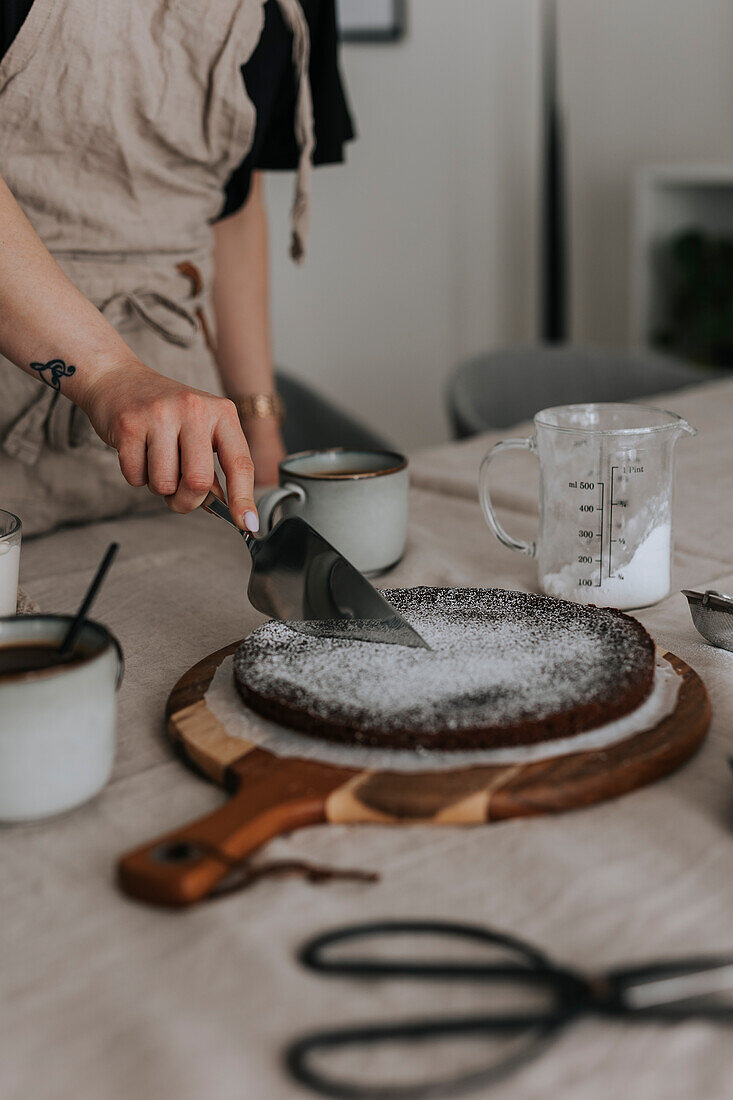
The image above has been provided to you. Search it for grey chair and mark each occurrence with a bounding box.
[447,346,719,439]
[276,369,392,454]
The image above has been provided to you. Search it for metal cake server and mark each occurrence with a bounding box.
[682,589,733,652]
[201,492,430,649]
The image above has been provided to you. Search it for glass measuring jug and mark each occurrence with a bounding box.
[479,404,695,610]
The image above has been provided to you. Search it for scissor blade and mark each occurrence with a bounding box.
[623,961,733,1010]
[247,516,430,649]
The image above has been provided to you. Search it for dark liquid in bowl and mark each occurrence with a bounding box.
[0,643,92,678]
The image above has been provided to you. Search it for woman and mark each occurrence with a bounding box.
[0,0,353,535]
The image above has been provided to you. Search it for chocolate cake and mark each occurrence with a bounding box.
[233,588,656,751]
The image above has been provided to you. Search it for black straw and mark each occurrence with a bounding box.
[59,542,119,656]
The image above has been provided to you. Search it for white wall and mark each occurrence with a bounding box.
[266,1,733,449]
[560,0,733,346]
[266,0,541,450]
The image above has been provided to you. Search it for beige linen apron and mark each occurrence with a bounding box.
[0,0,314,536]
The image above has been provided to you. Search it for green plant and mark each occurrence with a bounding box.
[653,228,733,368]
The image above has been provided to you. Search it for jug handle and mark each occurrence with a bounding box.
[479,437,537,558]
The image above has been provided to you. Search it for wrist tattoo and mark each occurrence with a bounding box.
[31,358,76,391]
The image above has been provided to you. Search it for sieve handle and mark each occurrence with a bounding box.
[479,437,538,558]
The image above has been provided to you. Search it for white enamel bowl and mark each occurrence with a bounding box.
[0,615,123,822]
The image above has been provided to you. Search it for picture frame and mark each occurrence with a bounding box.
[337,0,407,43]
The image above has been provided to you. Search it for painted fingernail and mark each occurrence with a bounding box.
[244,510,260,533]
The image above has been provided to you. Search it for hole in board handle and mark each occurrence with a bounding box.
[152,841,207,865]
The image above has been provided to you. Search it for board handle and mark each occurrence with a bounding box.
[118,754,350,907]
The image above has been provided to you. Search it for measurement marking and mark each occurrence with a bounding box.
[608,467,618,577]
[596,480,605,586]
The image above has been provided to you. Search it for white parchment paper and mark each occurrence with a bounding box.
[204,655,681,771]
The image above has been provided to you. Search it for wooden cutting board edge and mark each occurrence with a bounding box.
[116,641,710,907]
[166,642,711,824]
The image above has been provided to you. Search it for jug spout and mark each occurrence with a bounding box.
[657,410,696,443]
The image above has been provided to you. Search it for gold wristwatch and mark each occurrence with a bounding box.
[234,392,285,423]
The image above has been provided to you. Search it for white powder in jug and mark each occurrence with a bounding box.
[543,522,671,610]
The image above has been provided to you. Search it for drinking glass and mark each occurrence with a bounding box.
[0,511,22,618]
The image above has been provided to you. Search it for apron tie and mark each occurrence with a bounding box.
[3,385,104,466]
[100,289,200,347]
[275,0,316,263]
[2,389,56,466]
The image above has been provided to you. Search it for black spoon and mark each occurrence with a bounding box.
[58,542,119,657]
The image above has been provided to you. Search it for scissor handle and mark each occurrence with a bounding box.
[299,919,555,979]
[285,1012,566,1100]
[287,920,583,1100]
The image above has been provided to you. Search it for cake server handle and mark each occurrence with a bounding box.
[201,491,256,552]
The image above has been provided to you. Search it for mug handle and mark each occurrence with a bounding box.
[257,482,306,532]
[478,437,538,558]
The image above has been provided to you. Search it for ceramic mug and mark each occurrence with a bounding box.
[0,615,123,822]
[258,448,409,575]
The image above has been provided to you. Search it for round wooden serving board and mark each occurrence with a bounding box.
[118,643,710,907]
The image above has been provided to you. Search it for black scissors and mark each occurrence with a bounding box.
[285,919,733,1100]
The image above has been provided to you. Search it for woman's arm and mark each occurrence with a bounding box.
[0,174,258,529]
[212,173,286,487]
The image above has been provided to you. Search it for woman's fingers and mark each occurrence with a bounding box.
[166,422,215,514]
[117,437,148,488]
[213,408,257,531]
[146,424,180,498]
[92,367,256,523]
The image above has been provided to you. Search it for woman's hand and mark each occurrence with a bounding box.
[80,359,259,530]
[243,416,287,487]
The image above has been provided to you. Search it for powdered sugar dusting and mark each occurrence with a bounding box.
[234,588,654,747]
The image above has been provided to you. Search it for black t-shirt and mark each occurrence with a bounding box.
[0,0,354,218]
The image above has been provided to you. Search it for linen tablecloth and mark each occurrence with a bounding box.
[4,378,733,1100]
